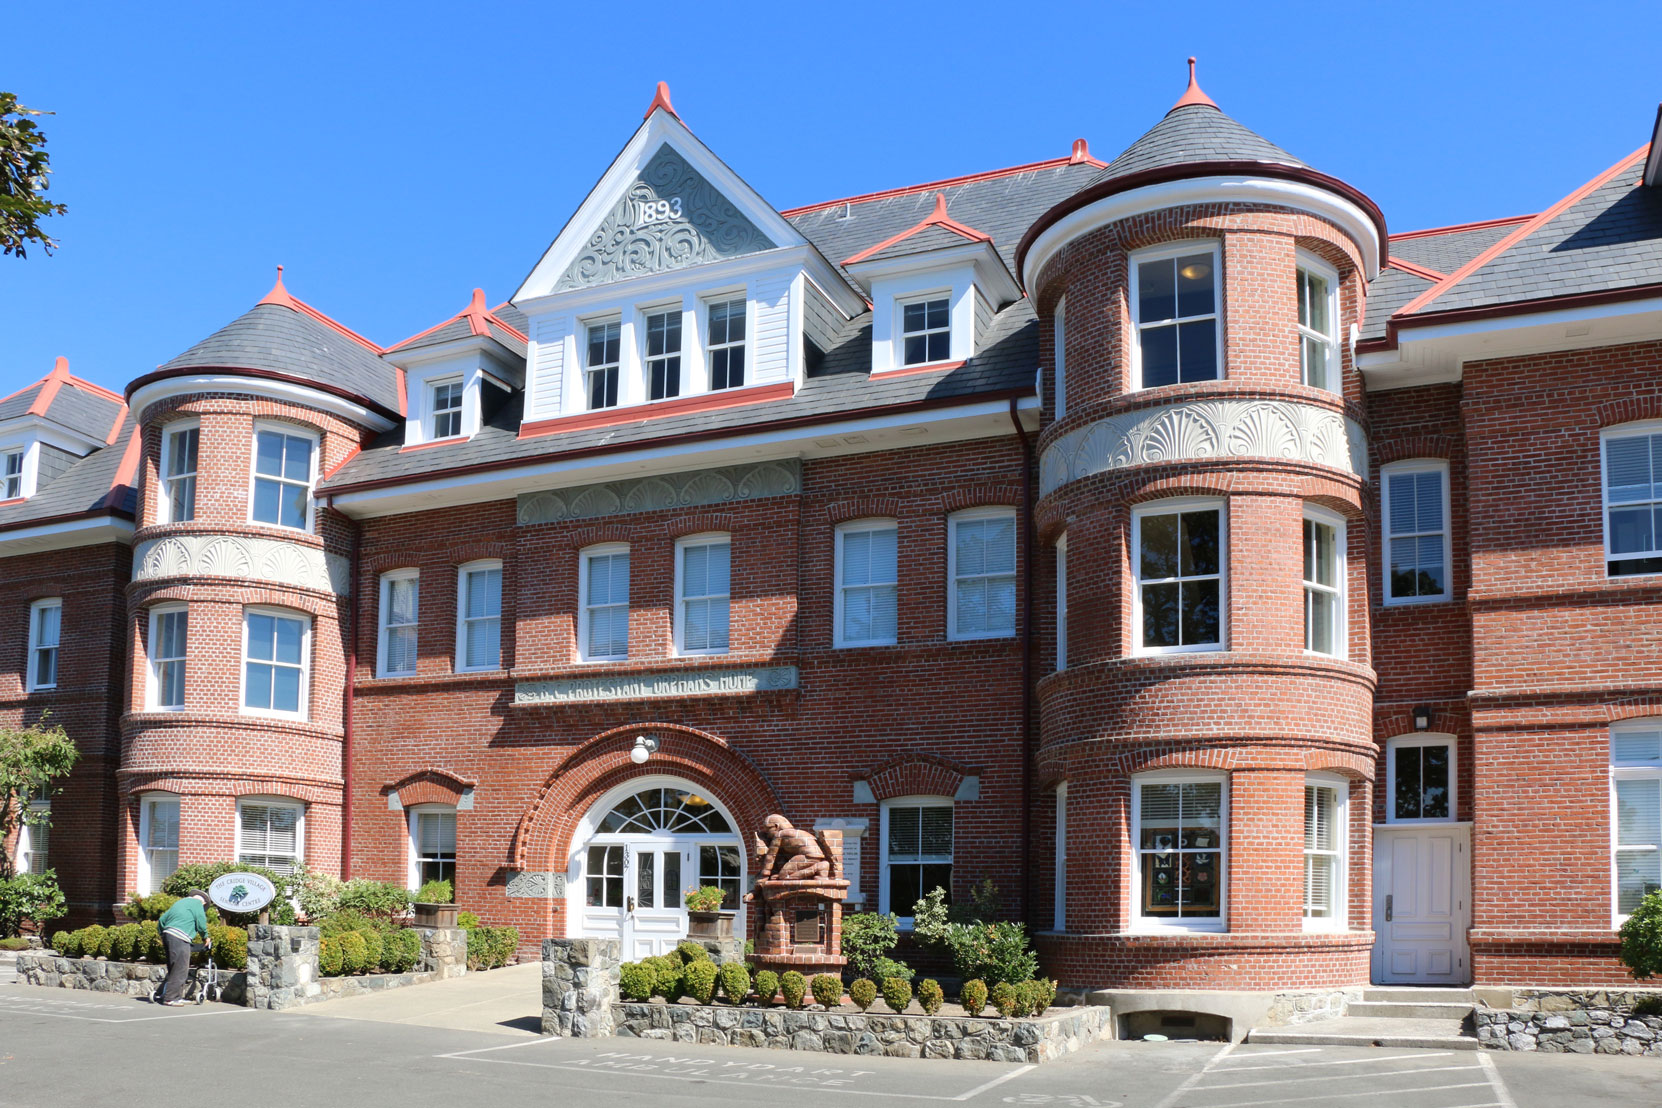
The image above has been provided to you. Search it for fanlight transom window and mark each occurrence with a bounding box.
[597,787,733,835]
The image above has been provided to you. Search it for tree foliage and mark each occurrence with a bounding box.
[1,93,68,258]
[0,717,78,880]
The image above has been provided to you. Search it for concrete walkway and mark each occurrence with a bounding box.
[285,961,542,1037]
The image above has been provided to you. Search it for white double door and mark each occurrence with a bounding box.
[1372,824,1471,984]
[582,841,693,959]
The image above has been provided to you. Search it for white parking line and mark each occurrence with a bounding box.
[948,1065,1036,1101]
[1198,1082,1492,1107]
[1475,1051,1521,1108]
[1216,1047,1322,1058]
[1201,1062,1484,1089]
[1149,1042,1236,1108]
[1215,1050,1455,1072]
[0,1004,253,1024]
[435,1035,563,1058]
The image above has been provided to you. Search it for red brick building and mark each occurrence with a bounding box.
[6,72,1662,992]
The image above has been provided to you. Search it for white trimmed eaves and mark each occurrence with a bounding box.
[0,514,134,557]
[127,375,398,433]
[845,241,1022,309]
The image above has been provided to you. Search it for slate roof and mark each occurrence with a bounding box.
[1361,266,1437,341]
[0,363,126,441]
[386,292,530,360]
[862,224,988,264]
[1386,219,1530,277]
[0,416,138,530]
[1089,103,1309,187]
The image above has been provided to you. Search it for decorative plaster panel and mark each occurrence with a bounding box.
[133,534,350,594]
[513,665,799,706]
[506,871,567,899]
[517,460,800,526]
[554,144,776,292]
[1039,399,1367,496]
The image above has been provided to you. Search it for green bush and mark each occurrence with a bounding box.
[336,879,411,924]
[811,973,842,1008]
[780,970,807,1010]
[318,935,344,975]
[80,924,109,958]
[291,863,343,922]
[319,909,386,936]
[456,910,480,929]
[641,954,681,998]
[918,978,944,1016]
[1619,890,1662,980]
[207,924,248,970]
[1030,977,1057,1015]
[52,929,77,957]
[676,939,710,965]
[911,886,1038,986]
[620,961,655,1001]
[414,879,453,905]
[872,956,913,983]
[881,976,913,1014]
[381,928,421,973]
[338,930,370,975]
[121,891,180,922]
[840,912,900,981]
[1017,980,1046,1018]
[494,927,520,967]
[0,871,67,937]
[990,981,1018,1018]
[162,862,297,925]
[109,923,141,962]
[753,969,779,1005]
[717,960,750,1004]
[358,928,385,971]
[849,977,877,1012]
[960,979,988,1017]
[684,959,719,1004]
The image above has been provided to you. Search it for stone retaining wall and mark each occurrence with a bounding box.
[16,952,246,1004]
[1474,989,1662,1056]
[1263,988,1364,1026]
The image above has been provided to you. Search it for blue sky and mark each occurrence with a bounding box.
[5,0,1659,397]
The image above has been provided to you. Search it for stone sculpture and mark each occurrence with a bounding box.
[744,814,850,982]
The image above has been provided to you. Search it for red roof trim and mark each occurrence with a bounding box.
[779,152,1105,218]
[104,405,129,445]
[321,444,362,482]
[840,194,993,266]
[1170,57,1218,112]
[1398,146,1650,319]
[101,428,142,509]
[395,367,408,418]
[518,381,795,440]
[1364,280,1662,352]
[0,380,39,407]
[396,437,460,454]
[27,357,71,416]
[488,302,530,342]
[388,289,531,353]
[1385,257,1448,283]
[255,265,385,354]
[643,81,679,121]
[1389,213,1535,241]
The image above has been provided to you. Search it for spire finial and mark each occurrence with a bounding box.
[644,81,679,121]
[1171,55,1218,112]
[1069,138,1092,164]
[258,263,298,309]
[930,192,949,220]
[52,355,69,376]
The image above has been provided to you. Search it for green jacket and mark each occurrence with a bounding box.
[158,896,208,941]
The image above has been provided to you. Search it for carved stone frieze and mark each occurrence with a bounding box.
[513,665,799,705]
[133,533,350,595]
[506,871,566,899]
[1039,398,1368,496]
[517,460,801,526]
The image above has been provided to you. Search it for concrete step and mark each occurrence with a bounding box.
[1360,987,1477,1004]
[1347,1001,1475,1020]
[1248,1015,1478,1051]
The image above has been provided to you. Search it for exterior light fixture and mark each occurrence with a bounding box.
[1412,705,1432,732]
[630,735,659,765]
[1179,261,1211,281]
[679,793,710,807]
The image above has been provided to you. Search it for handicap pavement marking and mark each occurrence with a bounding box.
[436,1038,1040,1102]
[1158,1043,1518,1108]
[0,991,252,1023]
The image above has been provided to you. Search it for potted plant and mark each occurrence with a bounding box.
[683,885,735,938]
[412,879,458,928]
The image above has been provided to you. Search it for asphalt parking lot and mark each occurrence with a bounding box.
[4,983,1662,1108]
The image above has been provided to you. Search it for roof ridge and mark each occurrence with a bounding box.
[67,375,125,403]
[27,356,72,416]
[779,153,1105,218]
[1385,256,1448,282]
[1389,213,1536,241]
[389,289,530,352]
[840,193,993,266]
[1398,145,1650,319]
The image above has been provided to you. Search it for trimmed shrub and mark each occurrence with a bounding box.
[357,928,385,972]
[990,981,1018,1018]
[1030,977,1057,1015]
[810,973,841,1008]
[717,961,750,1004]
[337,930,370,975]
[336,879,411,925]
[292,863,343,922]
[881,976,913,1014]
[121,892,179,922]
[319,935,344,976]
[645,954,682,999]
[910,887,1038,986]
[109,923,141,962]
[872,956,912,983]
[849,977,877,1012]
[840,912,900,981]
[780,970,807,1010]
[162,862,296,925]
[320,909,385,936]
[684,958,719,1004]
[380,928,420,973]
[1619,890,1662,980]
[414,879,453,905]
[1014,981,1043,1018]
[494,927,521,967]
[52,929,77,957]
[676,939,710,965]
[753,969,779,1005]
[80,925,109,959]
[918,978,944,1016]
[960,979,988,1017]
[139,921,163,963]
[208,924,248,970]
[456,910,480,929]
[620,961,655,1001]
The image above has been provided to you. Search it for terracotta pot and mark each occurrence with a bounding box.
[413,902,459,928]
[686,909,735,938]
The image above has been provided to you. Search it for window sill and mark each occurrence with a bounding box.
[948,630,1018,643]
[1133,644,1224,656]
[239,708,310,723]
[1382,594,1452,608]
[873,359,967,379]
[1128,922,1228,935]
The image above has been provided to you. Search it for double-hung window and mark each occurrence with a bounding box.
[27,598,61,691]
[1613,720,1662,922]
[160,423,199,522]
[1133,244,1220,387]
[835,520,898,647]
[707,298,746,391]
[19,797,49,875]
[250,425,315,530]
[1603,427,1662,577]
[148,605,188,710]
[585,320,621,410]
[676,535,730,655]
[456,561,502,672]
[900,296,951,366]
[645,309,683,400]
[1303,509,1345,657]
[1297,258,1339,391]
[237,799,302,875]
[1387,736,1454,822]
[881,797,953,923]
[948,509,1016,640]
[243,609,308,717]
[1304,778,1346,928]
[139,794,180,893]
[379,571,419,677]
[410,807,457,888]
[1134,501,1223,652]
[1,449,21,499]
[1056,534,1068,671]
[1382,461,1450,602]
[430,380,464,440]
[1133,775,1226,929]
[580,545,630,661]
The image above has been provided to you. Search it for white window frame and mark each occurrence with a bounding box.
[1131,498,1227,655]
[247,421,319,533]
[147,604,188,711]
[1056,533,1068,671]
[377,570,420,678]
[578,543,631,662]
[239,606,311,720]
[947,507,1017,641]
[583,316,623,411]
[454,560,503,673]
[1381,459,1452,605]
[879,795,954,927]
[1384,734,1458,825]
[137,792,181,895]
[1053,782,1068,932]
[18,796,50,875]
[1296,253,1341,392]
[674,533,731,656]
[641,304,685,402]
[1611,719,1662,926]
[1303,506,1347,659]
[158,420,200,524]
[1129,241,1223,390]
[407,804,458,892]
[234,797,304,875]
[1303,774,1348,931]
[1131,771,1229,933]
[27,597,61,692]
[897,291,954,368]
[834,518,900,648]
[0,446,22,500]
[1053,295,1067,419]
[429,378,465,441]
[704,295,748,392]
[1601,422,1662,578]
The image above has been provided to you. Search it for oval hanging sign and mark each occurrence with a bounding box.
[208,872,277,913]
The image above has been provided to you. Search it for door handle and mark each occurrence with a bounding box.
[626,895,636,914]
[1385,894,1393,923]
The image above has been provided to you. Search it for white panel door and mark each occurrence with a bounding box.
[1373,824,1470,984]
[622,844,690,960]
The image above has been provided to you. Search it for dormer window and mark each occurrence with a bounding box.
[901,296,951,366]
[1132,243,1220,388]
[430,380,464,439]
[645,309,683,400]
[585,320,622,410]
[1,449,21,500]
[706,298,746,390]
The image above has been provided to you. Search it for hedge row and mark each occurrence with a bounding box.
[50,920,248,970]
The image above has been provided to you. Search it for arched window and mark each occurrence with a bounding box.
[597,787,733,835]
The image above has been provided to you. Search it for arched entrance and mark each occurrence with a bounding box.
[567,774,745,958]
